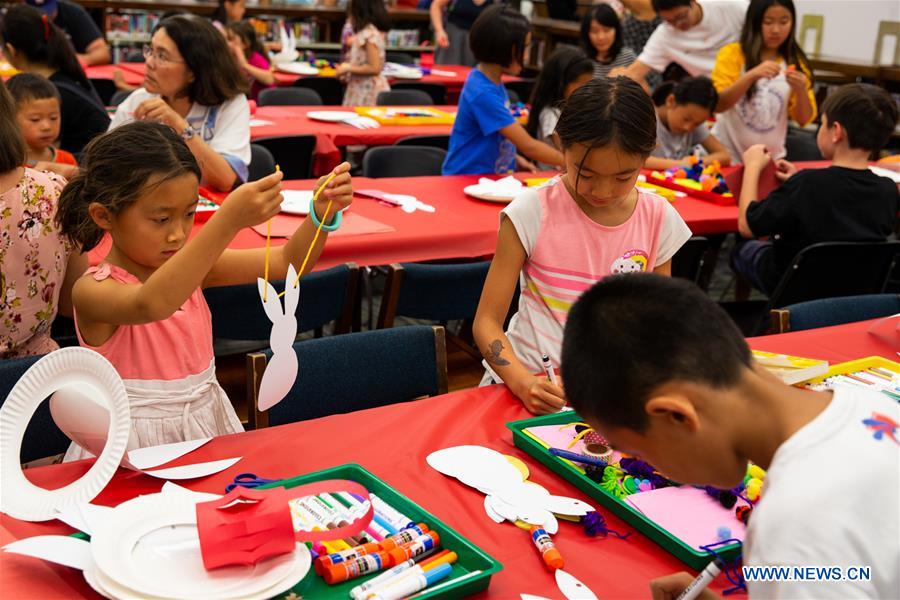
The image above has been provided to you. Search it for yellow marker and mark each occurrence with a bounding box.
[262,165,282,301]
[422,551,457,571]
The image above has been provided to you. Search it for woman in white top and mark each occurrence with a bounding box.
[109,14,251,191]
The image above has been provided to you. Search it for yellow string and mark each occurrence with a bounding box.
[275,171,338,298]
[262,165,280,301]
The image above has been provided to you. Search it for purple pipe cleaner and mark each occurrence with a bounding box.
[582,511,631,540]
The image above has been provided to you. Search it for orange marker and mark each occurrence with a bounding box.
[378,524,431,552]
[530,526,564,570]
[387,531,440,565]
[422,550,457,571]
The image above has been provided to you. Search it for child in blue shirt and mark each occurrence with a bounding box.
[443,5,564,175]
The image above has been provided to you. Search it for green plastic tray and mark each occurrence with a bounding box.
[507,412,741,571]
[258,463,502,599]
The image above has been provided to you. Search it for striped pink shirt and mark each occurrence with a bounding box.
[498,177,691,375]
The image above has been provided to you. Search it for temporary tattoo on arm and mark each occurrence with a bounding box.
[485,339,510,366]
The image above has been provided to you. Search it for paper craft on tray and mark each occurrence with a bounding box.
[624,485,749,550]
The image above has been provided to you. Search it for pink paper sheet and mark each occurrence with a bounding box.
[251,213,395,238]
[625,485,748,550]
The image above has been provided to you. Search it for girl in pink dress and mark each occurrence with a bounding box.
[473,77,692,415]
[336,0,391,106]
[55,121,353,460]
[226,20,276,102]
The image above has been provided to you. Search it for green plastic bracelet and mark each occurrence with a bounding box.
[308,198,342,232]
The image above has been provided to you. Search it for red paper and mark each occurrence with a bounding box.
[196,479,374,570]
[250,213,395,238]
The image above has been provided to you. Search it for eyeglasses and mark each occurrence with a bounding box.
[142,44,184,66]
[663,8,693,28]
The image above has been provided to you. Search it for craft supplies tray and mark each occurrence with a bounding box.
[259,463,502,599]
[507,413,742,570]
[642,168,740,206]
[354,107,456,126]
[803,356,900,401]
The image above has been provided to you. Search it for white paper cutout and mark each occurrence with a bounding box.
[521,595,553,600]
[49,381,132,458]
[127,438,212,470]
[54,503,113,535]
[257,263,300,412]
[556,569,599,600]
[141,457,242,480]
[3,536,95,571]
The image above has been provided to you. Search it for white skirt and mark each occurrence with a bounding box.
[64,360,244,462]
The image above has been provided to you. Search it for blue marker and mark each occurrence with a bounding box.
[549,447,609,468]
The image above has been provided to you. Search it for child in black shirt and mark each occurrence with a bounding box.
[733,83,899,294]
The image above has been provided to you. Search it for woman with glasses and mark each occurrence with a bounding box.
[108,15,250,192]
[0,4,110,154]
[612,0,748,90]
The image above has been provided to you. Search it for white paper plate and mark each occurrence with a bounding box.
[270,50,300,64]
[280,190,314,215]
[306,111,359,123]
[0,348,130,522]
[90,492,310,600]
[387,70,423,80]
[275,62,319,76]
[463,184,517,204]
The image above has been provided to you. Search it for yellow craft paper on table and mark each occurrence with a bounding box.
[752,350,829,385]
[354,106,456,126]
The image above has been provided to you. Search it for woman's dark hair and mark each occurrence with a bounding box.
[526,46,594,138]
[557,77,656,187]
[580,3,623,63]
[154,15,247,105]
[0,4,92,91]
[210,0,242,24]
[740,0,811,98]
[469,5,531,68]
[0,81,27,173]
[349,0,391,33]
[651,76,718,113]
[56,122,201,251]
[226,20,266,59]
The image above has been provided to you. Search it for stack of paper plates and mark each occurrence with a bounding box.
[85,492,311,599]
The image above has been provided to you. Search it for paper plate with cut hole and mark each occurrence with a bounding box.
[0,348,130,522]
[90,492,311,600]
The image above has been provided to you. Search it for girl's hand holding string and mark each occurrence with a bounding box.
[216,170,285,232]
[310,161,353,224]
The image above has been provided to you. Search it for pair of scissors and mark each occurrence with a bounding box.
[225,473,280,493]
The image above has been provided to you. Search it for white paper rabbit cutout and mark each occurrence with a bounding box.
[257,264,300,411]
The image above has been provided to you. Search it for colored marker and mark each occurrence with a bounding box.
[316,494,372,545]
[370,493,416,531]
[337,492,392,539]
[387,531,440,565]
[541,353,559,386]
[294,499,351,552]
[358,549,444,599]
[350,559,416,599]
[322,551,392,585]
[530,526,564,570]
[549,447,609,468]
[408,570,483,599]
[369,563,453,600]
[676,557,725,600]
[378,524,431,551]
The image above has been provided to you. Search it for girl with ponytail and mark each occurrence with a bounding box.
[0,80,87,358]
[1,4,109,153]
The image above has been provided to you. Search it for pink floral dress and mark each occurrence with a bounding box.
[0,168,72,359]
[342,24,390,106]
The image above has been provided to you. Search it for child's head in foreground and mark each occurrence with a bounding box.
[7,73,61,156]
[816,83,899,159]
[561,273,754,488]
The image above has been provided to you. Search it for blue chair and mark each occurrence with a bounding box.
[203,263,359,343]
[0,355,72,464]
[253,135,317,180]
[770,294,900,333]
[248,143,276,182]
[362,146,447,178]
[671,236,711,288]
[247,325,448,428]
[258,87,323,106]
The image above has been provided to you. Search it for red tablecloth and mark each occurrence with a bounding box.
[747,316,899,362]
[0,317,887,598]
[84,63,145,87]
[87,174,739,268]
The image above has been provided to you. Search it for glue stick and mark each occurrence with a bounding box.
[530,526,564,570]
[322,550,392,585]
[377,524,431,551]
[314,541,383,574]
[387,531,440,565]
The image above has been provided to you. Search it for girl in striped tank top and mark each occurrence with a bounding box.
[474,77,692,414]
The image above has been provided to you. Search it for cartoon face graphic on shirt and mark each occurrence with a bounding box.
[737,74,787,134]
[610,249,649,274]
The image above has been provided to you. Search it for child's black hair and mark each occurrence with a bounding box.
[56,122,201,252]
[226,20,267,60]
[650,76,718,113]
[651,0,692,12]
[6,72,60,105]
[469,5,531,68]
[740,0,811,98]
[0,4,93,92]
[526,46,594,139]
[561,274,752,432]
[821,83,900,153]
[556,76,657,184]
[0,81,27,173]
[580,3,623,63]
[349,0,391,33]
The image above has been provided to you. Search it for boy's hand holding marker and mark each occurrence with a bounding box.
[516,375,566,415]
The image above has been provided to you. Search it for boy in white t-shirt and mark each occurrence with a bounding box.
[615,0,748,89]
[561,274,900,600]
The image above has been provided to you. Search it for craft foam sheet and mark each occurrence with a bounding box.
[624,486,749,550]
[523,425,622,465]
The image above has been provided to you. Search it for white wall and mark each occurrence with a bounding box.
[795,0,899,63]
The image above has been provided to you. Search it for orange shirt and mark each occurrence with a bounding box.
[52,147,78,165]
